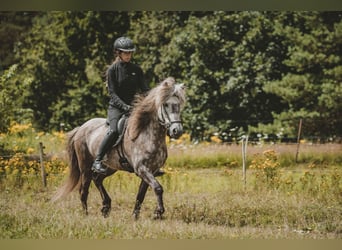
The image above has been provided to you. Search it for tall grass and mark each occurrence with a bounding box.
[0,124,342,239]
[166,143,342,169]
[1,167,341,239]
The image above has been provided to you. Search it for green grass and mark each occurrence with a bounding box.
[166,143,342,169]
[1,123,342,238]
[1,166,341,239]
[0,142,342,239]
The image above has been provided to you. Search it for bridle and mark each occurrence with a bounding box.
[158,102,182,129]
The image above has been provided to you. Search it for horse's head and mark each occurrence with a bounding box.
[129,77,186,141]
[157,78,186,139]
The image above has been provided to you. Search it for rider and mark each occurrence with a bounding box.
[92,36,150,174]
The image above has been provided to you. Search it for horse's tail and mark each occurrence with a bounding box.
[51,127,81,202]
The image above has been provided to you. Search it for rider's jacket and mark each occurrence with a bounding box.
[107,60,149,112]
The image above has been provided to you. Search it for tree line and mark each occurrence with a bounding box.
[1,11,341,142]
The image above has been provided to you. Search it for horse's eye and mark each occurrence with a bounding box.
[164,104,169,108]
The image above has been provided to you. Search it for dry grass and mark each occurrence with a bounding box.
[167,143,342,168]
[1,166,341,239]
[0,143,341,239]
[168,142,342,158]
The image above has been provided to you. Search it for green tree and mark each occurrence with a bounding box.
[12,12,72,130]
[128,11,201,85]
[0,12,38,72]
[49,11,130,130]
[3,11,341,142]
[153,11,286,141]
[263,12,342,140]
[10,11,130,131]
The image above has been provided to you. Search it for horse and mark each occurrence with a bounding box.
[52,77,186,219]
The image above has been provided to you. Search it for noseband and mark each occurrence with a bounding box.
[158,103,182,129]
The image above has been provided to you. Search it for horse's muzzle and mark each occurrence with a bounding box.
[168,123,183,139]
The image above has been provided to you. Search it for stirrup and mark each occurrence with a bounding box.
[91,160,107,174]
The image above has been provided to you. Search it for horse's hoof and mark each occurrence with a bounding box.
[153,210,164,220]
[153,214,163,220]
[101,207,111,218]
[102,212,110,218]
[132,211,140,220]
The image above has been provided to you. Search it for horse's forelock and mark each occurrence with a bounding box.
[154,77,176,106]
[134,77,184,110]
[155,78,186,108]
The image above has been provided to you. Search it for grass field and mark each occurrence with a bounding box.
[0,142,342,239]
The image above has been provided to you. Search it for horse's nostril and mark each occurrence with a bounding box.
[173,128,178,135]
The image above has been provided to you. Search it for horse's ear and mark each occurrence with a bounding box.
[162,77,175,87]
[175,83,186,92]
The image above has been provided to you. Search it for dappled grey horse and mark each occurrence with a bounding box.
[52,77,186,219]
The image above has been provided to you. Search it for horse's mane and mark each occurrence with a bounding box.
[128,77,185,140]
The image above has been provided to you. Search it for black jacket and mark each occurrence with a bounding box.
[107,60,149,112]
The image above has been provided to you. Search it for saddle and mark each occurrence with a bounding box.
[106,114,134,173]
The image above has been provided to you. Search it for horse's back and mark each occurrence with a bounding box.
[80,117,106,127]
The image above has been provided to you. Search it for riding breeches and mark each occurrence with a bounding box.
[107,107,123,133]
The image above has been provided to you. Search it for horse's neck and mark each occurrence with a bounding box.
[145,119,166,142]
[128,118,166,143]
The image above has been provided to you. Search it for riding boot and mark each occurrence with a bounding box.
[92,129,118,174]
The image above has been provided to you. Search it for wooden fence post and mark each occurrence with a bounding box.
[242,135,248,189]
[39,142,47,188]
[295,118,303,163]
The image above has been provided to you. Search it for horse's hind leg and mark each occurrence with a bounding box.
[79,171,92,215]
[92,170,116,218]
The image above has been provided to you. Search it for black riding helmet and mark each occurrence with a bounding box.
[113,37,136,52]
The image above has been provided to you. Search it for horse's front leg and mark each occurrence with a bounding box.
[136,166,165,219]
[153,184,164,219]
[133,180,149,220]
